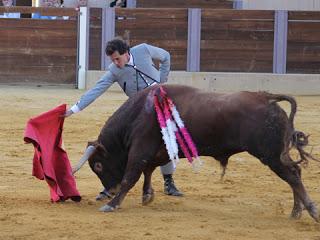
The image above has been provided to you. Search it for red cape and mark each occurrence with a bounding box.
[24,104,81,202]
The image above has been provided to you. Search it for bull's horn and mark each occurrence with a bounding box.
[72,145,96,175]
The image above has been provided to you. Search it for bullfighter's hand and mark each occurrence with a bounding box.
[61,109,74,118]
[71,167,77,175]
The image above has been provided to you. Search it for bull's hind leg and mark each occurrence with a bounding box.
[286,161,304,219]
[268,160,319,222]
[291,188,304,219]
[215,155,230,180]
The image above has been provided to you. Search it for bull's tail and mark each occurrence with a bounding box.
[265,92,319,165]
[265,93,297,129]
[291,130,320,165]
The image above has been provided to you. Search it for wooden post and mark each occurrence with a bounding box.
[101,7,115,70]
[78,7,89,89]
[126,0,136,8]
[273,10,288,74]
[233,0,243,9]
[187,8,201,72]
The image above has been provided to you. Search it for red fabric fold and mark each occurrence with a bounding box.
[24,104,81,202]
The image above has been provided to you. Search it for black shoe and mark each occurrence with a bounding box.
[95,189,113,201]
[163,174,183,197]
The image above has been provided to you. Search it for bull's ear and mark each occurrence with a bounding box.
[95,143,108,155]
[88,141,107,151]
[87,140,98,148]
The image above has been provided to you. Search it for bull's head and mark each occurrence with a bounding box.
[72,141,123,196]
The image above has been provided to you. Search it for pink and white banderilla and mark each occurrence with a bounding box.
[154,86,202,170]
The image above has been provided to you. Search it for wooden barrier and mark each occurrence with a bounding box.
[0,7,78,85]
[0,6,78,17]
[89,8,189,70]
[201,9,274,72]
[136,0,234,9]
[287,11,320,74]
[89,8,102,70]
[1,7,320,87]
[89,8,320,74]
[116,8,188,70]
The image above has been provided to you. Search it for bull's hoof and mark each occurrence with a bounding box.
[99,204,115,212]
[306,202,319,222]
[290,203,304,220]
[142,193,154,206]
[290,209,303,220]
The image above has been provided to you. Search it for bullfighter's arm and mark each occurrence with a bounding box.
[145,44,171,83]
[67,71,116,115]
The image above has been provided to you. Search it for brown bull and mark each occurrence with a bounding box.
[73,84,319,221]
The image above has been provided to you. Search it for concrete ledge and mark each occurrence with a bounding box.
[241,0,320,10]
[86,71,320,95]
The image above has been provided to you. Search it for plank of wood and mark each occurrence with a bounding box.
[201,29,274,41]
[287,62,320,74]
[0,6,78,17]
[200,59,272,72]
[115,29,188,40]
[115,19,188,29]
[201,40,273,50]
[289,11,320,21]
[0,18,77,29]
[288,22,320,43]
[201,20,274,31]
[136,0,233,8]
[202,9,274,20]
[200,49,273,61]
[0,17,77,84]
[116,8,188,19]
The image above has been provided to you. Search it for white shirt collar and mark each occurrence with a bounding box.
[127,53,134,66]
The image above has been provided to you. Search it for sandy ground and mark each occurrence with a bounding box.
[1,86,320,240]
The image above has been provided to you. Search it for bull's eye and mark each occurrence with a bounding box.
[94,162,103,173]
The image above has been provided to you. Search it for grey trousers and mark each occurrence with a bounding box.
[160,161,175,175]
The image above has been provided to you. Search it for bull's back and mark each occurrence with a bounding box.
[167,89,283,150]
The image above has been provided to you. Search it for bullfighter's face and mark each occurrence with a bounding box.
[2,0,13,6]
[88,143,122,196]
[78,0,87,7]
[42,0,60,7]
[110,50,129,69]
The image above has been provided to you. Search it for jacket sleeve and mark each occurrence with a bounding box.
[145,44,171,83]
[76,71,116,111]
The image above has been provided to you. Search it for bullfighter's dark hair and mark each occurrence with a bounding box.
[105,38,130,56]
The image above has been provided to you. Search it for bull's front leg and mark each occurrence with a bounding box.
[99,167,143,212]
[99,135,161,212]
[142,167,156,206]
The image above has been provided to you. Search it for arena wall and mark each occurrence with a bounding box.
[86,70,320,95]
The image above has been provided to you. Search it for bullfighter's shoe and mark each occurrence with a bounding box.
[163,174,183,197]
[95,189,113,201]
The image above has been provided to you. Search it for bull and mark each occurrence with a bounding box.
[73,84,319,221]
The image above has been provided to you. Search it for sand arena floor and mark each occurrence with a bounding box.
[0,86,320,240]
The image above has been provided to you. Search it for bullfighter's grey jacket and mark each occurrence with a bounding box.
[72,43,170,112]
